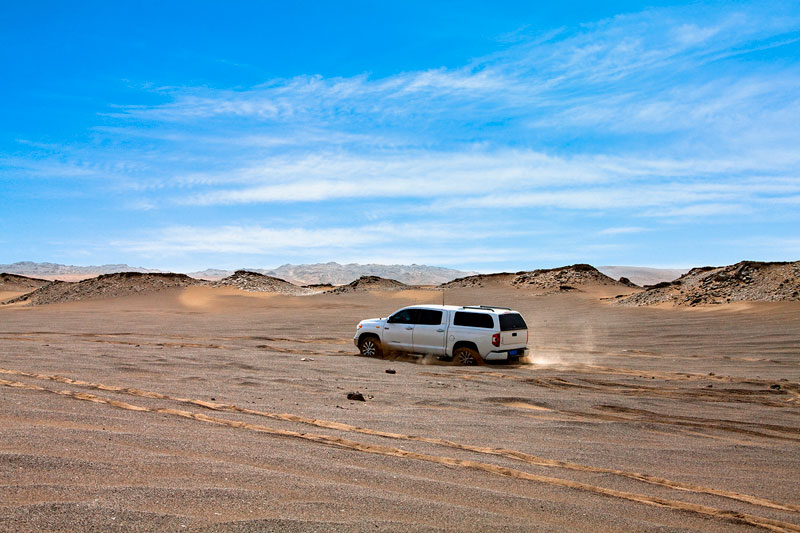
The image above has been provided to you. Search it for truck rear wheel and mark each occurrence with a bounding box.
[454,346,481,365]
[358,336,382,357]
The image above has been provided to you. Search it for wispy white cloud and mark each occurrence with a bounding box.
[598,226,647,235]
[642,202,751,218]
[177,149,800,215]
[112,221,532,256]
[429,178,800,214]
[724,236,800,258]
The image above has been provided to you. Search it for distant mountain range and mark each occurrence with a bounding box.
[1,261,687,286]
[597,266,690,286]
[190,262,480,285]
[0,261,478,285]
[262,262,479,286]
[0,261,166,277]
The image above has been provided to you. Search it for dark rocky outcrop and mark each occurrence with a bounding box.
[4,272,200,306]
[329,276,408,294]
[0,273,50,291]
[444,264,629,291]
[617,261,800,306]
[212,270,311,295]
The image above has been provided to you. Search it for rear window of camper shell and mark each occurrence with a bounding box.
[499,313,527,331]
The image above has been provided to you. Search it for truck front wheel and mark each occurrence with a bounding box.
[454,346,481,365]
[358,336,382,357]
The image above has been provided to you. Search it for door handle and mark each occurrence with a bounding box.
[405,326,413,330]
[436,328,445,332]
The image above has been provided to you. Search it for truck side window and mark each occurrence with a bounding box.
[388,309,417,324]
[453,312,495,328]
[416,309,443,325]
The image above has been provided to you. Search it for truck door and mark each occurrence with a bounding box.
[411,308,446,356]
[383,308,416,352]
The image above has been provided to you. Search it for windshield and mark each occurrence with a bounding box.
[499,313,527,331]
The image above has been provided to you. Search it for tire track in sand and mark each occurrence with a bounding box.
[451,370,800,440]
[423,369,799,408]
[1,377,798,532]
[1,367,798,516]
[591,405,800,440]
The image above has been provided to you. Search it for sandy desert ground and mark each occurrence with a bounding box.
[1,285,799,531]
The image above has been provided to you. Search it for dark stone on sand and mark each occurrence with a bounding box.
[385,369,396,374]
[347,392,366,401]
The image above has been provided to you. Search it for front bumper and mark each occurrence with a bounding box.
[483,347,527,361]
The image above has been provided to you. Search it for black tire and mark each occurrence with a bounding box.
[358,336,382,357]
[453,346,481,365]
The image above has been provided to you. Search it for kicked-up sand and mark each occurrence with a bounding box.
[1,285,799,531]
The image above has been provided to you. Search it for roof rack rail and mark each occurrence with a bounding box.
[460,305,512,311]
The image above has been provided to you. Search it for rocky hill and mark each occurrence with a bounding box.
[617,261,800,306]
[4,272,200,306]
[329,276,409,294]
[512,264,631,290]
[443,264,630,291]
[212,270,312,295]
[0,273,50,292]
[441,272,517,289]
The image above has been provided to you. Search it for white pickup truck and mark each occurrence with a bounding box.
[354,304,528,365]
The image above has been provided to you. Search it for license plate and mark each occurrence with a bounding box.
[508,350,518,356]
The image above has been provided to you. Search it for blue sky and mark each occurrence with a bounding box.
[1,1,799,272]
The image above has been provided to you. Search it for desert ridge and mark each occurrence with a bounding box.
[2,261,798,307]
[2,272,199,306]
[617,260,800,306]
[0,261,479,285]
[0,273,51,303]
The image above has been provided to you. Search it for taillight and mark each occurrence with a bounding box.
[492,333,500,347]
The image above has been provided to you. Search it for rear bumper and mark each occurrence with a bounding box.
[484,347,526,361]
